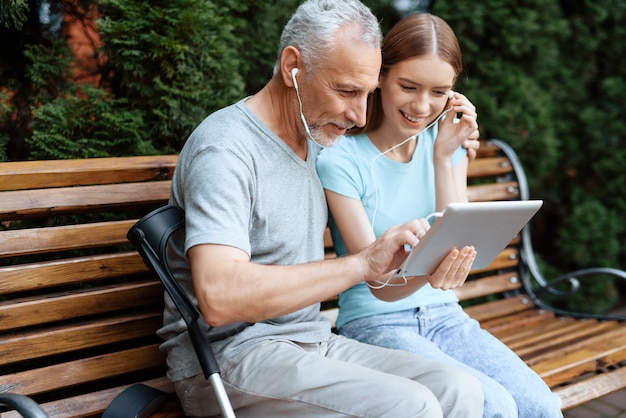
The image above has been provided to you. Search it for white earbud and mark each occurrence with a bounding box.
[291,66,316,143]
[291,68,299,88]
[448,90,455,99]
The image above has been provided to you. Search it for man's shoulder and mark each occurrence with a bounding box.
[182,100,256,150]
[200,99,248,128]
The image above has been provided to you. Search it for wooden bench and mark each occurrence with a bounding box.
[1,139,624,416]
[0,156,184,417]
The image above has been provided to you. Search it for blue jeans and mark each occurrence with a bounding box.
[339,303,563,418]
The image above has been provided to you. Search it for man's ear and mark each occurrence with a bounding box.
[280,45,301,88]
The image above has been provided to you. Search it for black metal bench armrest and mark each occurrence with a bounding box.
[529,267,626,321]
[0,393,48,418]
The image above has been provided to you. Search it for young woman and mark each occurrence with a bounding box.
[317,13,563,418]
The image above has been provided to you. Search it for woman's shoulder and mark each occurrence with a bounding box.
[316,134,374,183]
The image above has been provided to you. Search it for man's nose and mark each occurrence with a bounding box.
[349,96,369,128]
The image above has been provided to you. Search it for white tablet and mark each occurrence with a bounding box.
[393,200,543,277]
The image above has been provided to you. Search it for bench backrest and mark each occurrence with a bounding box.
[0,156,176,415]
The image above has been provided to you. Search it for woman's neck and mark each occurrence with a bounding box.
[367,125,417,163]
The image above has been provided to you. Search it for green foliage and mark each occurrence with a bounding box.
[1,0,250,159]
[0,90,9,160]
[546,1,626,312]
[231,0,300,95]
[433,0,567,188]
[1,34,148,159]
[565,274,620,315]
[557,191,621,269]
[0,0,29,29]
[553,192,622,313]
[29,84,148,159]
[96,0,247,152]
[23,38,75,103]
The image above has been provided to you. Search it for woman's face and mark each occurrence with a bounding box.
[378,55,455,140]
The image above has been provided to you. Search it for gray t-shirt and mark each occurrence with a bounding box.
[158,99,332,382]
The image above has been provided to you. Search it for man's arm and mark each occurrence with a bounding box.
[188,219,422,327]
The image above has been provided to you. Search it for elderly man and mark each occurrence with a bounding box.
[158,1,483,417]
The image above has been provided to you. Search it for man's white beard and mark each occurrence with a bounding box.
[307,122,341,148]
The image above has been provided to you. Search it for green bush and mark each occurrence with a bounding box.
[0,0,250,158]
[29,85,147,159]
[96,0,247,153]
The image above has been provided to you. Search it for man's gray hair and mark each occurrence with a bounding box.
[273,0,382,75]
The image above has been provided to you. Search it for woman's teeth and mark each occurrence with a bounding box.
[402,111,423,123]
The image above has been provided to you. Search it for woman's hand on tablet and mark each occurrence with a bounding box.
[427,245,476,290]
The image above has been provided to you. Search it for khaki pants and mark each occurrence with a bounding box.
[174,333,483,418]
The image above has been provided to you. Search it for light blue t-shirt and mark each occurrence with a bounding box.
[316,125,467,329]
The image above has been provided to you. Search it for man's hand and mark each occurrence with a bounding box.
[464,138,480,162]
[357,219,431,282]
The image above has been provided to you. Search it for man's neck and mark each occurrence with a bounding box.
[245,78,308,159]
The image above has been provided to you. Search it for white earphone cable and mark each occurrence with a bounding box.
[293,70,453,288]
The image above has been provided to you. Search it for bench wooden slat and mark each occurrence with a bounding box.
[323,227,335,250]
[473,142,502,158]
[150,403,188,418]
[532,329,626,386]
[515,321,622,361]
[1,378,180,418]
[504,319,603,350]
[499,317,579,345]
[0,313,162,366]
[469,247,520,273]
[480,310,555,338]
[1,378,177,418]
[0,155,177,191]
[0,182,170,221]
[0,252,148,294]
[513,322,612,360]
[525,325,626,366]
[466,156,514,178]
[467,181,520,202]
[1,142,623,416]
[0,220,137,257]
[453,272,522,301]
[464,294,534,322]
[0,281,163,332]
[0,345,165,397]
[554,367,626,410]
